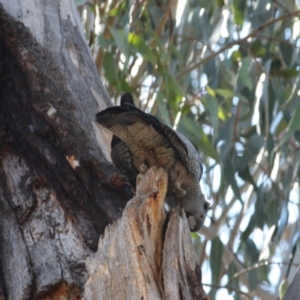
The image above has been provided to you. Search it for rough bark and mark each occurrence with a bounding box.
[0,1,207,299]
[84,167,207,300]
[283,266,300,300]
[0,1,131,299]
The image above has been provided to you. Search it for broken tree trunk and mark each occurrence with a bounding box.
[0,1,207,299]
[84,167,207,300]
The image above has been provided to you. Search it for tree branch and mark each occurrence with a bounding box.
[175,10,300,79]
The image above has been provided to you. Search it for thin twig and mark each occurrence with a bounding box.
[227,261,300,284]
[202,283,252,299]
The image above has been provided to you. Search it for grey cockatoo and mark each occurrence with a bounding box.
[96,93,209,231]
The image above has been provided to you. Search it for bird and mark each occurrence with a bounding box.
[96,93,209,231]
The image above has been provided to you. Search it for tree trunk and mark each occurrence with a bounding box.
[84,167,207,300]
[0,1,207,299]
[283,266,300,300]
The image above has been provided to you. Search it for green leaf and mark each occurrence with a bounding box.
[250,40,266,57]
[179,117,198,137]
[206,86,216,97]
[255,185,265,229]
[276,201,289,239]
[241,214,257,241]
[218,106,227,121]
[231,50,242,62]
[161,69,183,103]
[238,167,256,187]
[248,268,258,291]
[223,158,242,201]
[267,134,275,167]
[237,57,253,91]
[271,69,298,79]
[227,263,240,299]
[236,134,265,170]
[75,0,87,6]
[103,52,119,86]
[199,129,219,161]
[279,278,289,299]
[108,1,125,17]
[266,198,280,227]
[156,92,171,126]
[280,41,296,67]
[203,94,219,141]
[128,33,154,61]
[270,58,282,71]
[282,164,294,197]
[210,237,223,285]
[109,28,128,58]
[245,239,259,291]
[233,0,246,26]
[215,88,235,98]
[98,35,107,48]
[278,104,300,147]
[217,117,234,160]
[119,76,132,92]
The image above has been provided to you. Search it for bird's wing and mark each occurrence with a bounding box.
[96,96,202,181]
[118,104,202,180]
[159,123,202,180]
[111,135,138,187]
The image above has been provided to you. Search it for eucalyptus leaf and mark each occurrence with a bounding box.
[276,201,289,239]
[278,104,300,147]
[203,94,219,141]
[233,0,246,26]
[128,33,154,61]
[210,237,223,285]
[279,278,289,299]
[237,57,253,91]
[255,185,265,229]
[109,27,129,59]
[75,0,87,6]
[250,40,266,57]
[223,157,242,201]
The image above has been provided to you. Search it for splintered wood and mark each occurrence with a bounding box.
[84,167,207,300]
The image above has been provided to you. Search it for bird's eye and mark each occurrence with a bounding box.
[185,211,192,218]
[204,201,211,211]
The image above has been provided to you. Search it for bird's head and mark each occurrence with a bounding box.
[182,180,210,231]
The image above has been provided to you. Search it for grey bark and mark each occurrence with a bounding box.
[0,1,206,299]
[0,1,131,298]
[283,266,300,300]
[84,167,207,300]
